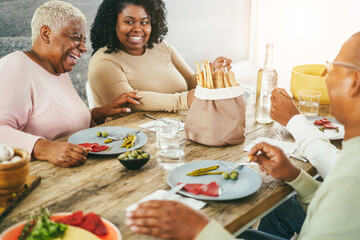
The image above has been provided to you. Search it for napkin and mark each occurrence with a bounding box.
[138,120,185,132]
[126,189,206,212]
[243,137,296,156]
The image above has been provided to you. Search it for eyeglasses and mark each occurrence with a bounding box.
[325,61,360,73]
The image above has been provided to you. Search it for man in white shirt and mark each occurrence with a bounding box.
[256,87,342,238]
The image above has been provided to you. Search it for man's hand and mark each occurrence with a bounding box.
[271,88,300,126]
[33,139,87,167]
[91,91,142,124]
[126,200,209,239]
[249,142,300,182]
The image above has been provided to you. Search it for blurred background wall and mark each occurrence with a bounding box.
[253,0,360,90]
[1,0,359,105]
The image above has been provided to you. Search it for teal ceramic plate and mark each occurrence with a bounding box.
[68,126,148,155]
[306,116,344,140]
[167,160,262,201]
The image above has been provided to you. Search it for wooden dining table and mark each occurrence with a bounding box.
[0,97,342,239]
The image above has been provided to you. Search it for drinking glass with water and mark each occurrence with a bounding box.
[157,129,186,171]
[155,118,180,148]
[299,90,321,116]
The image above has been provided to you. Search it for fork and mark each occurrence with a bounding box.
[219,161,258,170]
[108,126,153,141]
[108,130,141,141]
[143,114,172,123]
[161,183,186,200]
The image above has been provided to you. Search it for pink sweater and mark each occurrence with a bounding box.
[0,52,91,153]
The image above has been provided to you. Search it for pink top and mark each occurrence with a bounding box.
[0,51,91,153]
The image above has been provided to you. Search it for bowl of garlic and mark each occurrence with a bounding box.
[0,144,30,195]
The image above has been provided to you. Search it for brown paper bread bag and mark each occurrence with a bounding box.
[185,86,246,146]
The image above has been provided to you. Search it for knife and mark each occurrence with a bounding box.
[161,183,186,200]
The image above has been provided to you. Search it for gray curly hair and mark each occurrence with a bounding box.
[31,0,86,44]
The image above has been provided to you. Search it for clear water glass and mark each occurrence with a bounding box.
[299,90,321,116]
[157,131,186,171]
[155,118,180,148]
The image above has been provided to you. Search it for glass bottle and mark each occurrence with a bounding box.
[255,44,278,124]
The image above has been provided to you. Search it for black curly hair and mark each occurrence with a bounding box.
[90,0,168,55]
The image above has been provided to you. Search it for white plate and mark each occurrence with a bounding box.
[306,116,344,140]
[68,126,148,155]
[0,212,122,240]
[167,160,262,201]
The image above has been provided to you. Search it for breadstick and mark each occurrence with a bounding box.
[205,60,214,89]
[195,61,201,74]
[201,72,206,88]
[195,61,204,87]
[209,62,214,89]
[196,74,201,86]
[201,60,209,88]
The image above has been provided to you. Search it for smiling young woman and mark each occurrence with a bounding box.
[88,0,232,112]
[116,4,151,56]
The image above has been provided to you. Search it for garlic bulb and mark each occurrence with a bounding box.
[0,144,14,161]
[10,156,22,163]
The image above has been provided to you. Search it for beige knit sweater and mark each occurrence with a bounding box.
[88,41,197,112]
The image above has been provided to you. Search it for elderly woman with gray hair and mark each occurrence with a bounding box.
[0,0,141,167]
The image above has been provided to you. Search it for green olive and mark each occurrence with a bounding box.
[124,157,129,160]
[118,153,127,160]
[230,171,239,176]
[230,173,238,180]
[137,149,143,154]
[129,150,138,158]
[128,156,134,160]
[222,172,230,179]
[102,130,108,137]
[96,131,102,137]
[141,153,149,158]
[124,151,131,156]
[137,155,143,159]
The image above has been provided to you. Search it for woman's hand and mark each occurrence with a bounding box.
[271,88,300,126]
[126,200,209,239]
[212,57,232,71]
[32,139,87,167]
[249,142,300,182]
[91,91,142,124]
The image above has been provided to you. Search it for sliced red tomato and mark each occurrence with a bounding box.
[77,213,109,236]
[54,212,108,236]
[182,181,219,197]
[314,118,330,125]
[84,147,92,152]
[55,211,84,226]
[314,120,323,125]
[90,213,109,236]
[79,213,96,232]
[323,122,339,129]
[91,145,109,152]
[78,143,99,148]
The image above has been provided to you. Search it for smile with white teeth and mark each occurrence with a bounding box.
[69,53,79,59]
[129,36,143,41]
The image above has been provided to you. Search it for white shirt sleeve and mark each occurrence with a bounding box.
[195,220,236,240]
[286,114,341,178]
